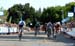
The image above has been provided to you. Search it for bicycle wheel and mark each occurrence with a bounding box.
[18,27,23,41]
[18,29,22,41]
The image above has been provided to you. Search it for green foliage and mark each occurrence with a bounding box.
[41,6,62,23]
[4,10,8,16]
[6,2,75,24]
[7,3,36,24]
[41,2,75,23]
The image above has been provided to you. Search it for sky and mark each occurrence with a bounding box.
[0,0,75,10]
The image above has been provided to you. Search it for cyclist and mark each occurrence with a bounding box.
[46,22,53,38]
[18,20,25,41]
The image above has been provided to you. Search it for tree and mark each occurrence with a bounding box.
[65,2,75,21]
[41,2,75,24]
[41,7,61,24]
[7,4,23,23]
[7,2,75,24]
[54,6,63,22]
[35,8,42,22]
[7,3,36,24]
[4,10,8,16]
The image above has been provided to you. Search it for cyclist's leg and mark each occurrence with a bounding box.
[18,28,21,41]
[35,28,37,36]
[47,29,51,38]
[35,27,38,36]
[19,27,23,41]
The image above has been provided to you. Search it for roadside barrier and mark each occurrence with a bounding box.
[0,27,18,34]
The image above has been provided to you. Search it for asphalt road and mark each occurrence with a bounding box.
[0,31,74,46]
